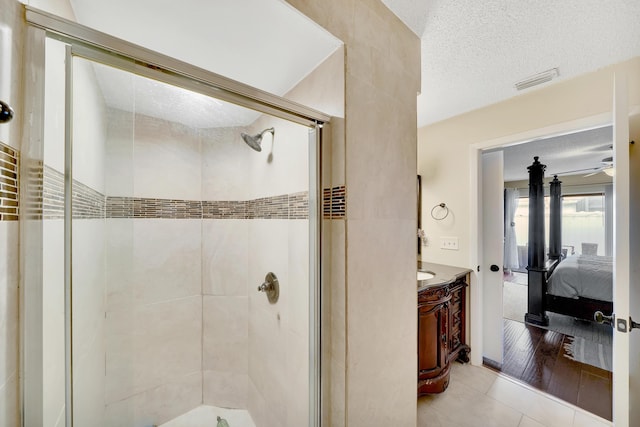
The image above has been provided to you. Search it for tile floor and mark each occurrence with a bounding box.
[417,362,612,427]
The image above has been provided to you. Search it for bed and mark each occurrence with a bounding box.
[545,254,613,321]
[525,157,613,325]
[547,254,613,302]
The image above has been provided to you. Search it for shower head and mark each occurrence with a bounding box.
[241,127,275,152]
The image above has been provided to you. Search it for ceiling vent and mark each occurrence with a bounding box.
[515,68,560,91]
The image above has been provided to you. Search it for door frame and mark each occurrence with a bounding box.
[467,111,611,367]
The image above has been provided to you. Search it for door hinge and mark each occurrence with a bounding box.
[477,265,480,272]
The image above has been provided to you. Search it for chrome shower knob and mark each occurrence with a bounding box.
[257,272,279,304]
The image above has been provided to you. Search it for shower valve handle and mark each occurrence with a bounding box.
[257,272,279,304]
[258,282,273,292]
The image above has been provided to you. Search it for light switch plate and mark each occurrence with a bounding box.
[440,237,459,250]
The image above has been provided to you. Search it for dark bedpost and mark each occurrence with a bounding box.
[548,175,562,261]
[525,156,549,326]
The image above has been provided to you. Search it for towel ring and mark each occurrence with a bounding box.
[430,203,449,220]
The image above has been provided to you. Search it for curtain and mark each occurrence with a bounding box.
[504,188,520,270]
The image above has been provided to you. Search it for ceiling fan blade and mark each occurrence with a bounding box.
[550,167,599,176]
[583,171,601,177]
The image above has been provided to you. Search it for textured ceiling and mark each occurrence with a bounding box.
[91,62,259,129]
[499,126,613,182]
[381,0,640,127]
[380,0,430,36]
[64,0,640,131]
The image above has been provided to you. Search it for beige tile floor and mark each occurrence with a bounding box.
[418,362,612,427]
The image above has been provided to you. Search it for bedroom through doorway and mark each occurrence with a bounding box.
[487,125,615,421]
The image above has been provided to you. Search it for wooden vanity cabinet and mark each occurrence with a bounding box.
[417,274,470,396]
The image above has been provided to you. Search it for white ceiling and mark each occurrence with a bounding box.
[65,0,640,151]
[498,126,613,182]
[68,0,342,128]
[381,0,640,127]
[66,0,640,174]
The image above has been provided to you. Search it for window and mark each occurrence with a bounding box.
[512,193,606,259]
[561,194,605,256]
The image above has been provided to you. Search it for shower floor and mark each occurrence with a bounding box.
[159,405,256,427]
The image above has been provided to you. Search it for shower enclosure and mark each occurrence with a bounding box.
[21,8,325,427]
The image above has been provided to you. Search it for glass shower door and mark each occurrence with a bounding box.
[67,51,318,427]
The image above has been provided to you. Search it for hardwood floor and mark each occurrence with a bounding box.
[489,319,612,421]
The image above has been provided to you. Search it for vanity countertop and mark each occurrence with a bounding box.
[417,261,473,292]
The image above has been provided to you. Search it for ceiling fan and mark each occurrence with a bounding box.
[551,156,614,177]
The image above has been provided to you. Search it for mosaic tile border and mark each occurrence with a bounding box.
[323,185,346,219]
[108,192,309,220]
[43,166,106,219]
[16,160,320,221]
[23,160,43,220]
[0,142,19,221]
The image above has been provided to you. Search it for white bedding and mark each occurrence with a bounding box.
[547,254,613,302]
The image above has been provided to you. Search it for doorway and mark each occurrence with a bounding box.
[478,124,616,421]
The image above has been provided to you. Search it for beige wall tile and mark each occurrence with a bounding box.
[106,219,135,310]
[287,220,310,337]
[346,219,417,426]
[73,333,106,426]
[0,374,19,427]
[104,371,202,426]
[0,222,19,427]
[203,296,248,373]
[201,126,251,201]
[0,222,19,386]
[203,370,249,409]
[71,220,107,426]
[42,220,66,426]
[132,219,202,305]
[105,109,135,197]
[202,220,249,296]
[105,296,202,404]
[133,114,202,200]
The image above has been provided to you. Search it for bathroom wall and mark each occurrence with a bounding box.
[0,1,23,425]
[285,1,421,425]
[418,57,640,268]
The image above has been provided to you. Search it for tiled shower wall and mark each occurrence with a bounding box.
[104,106,312,426]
